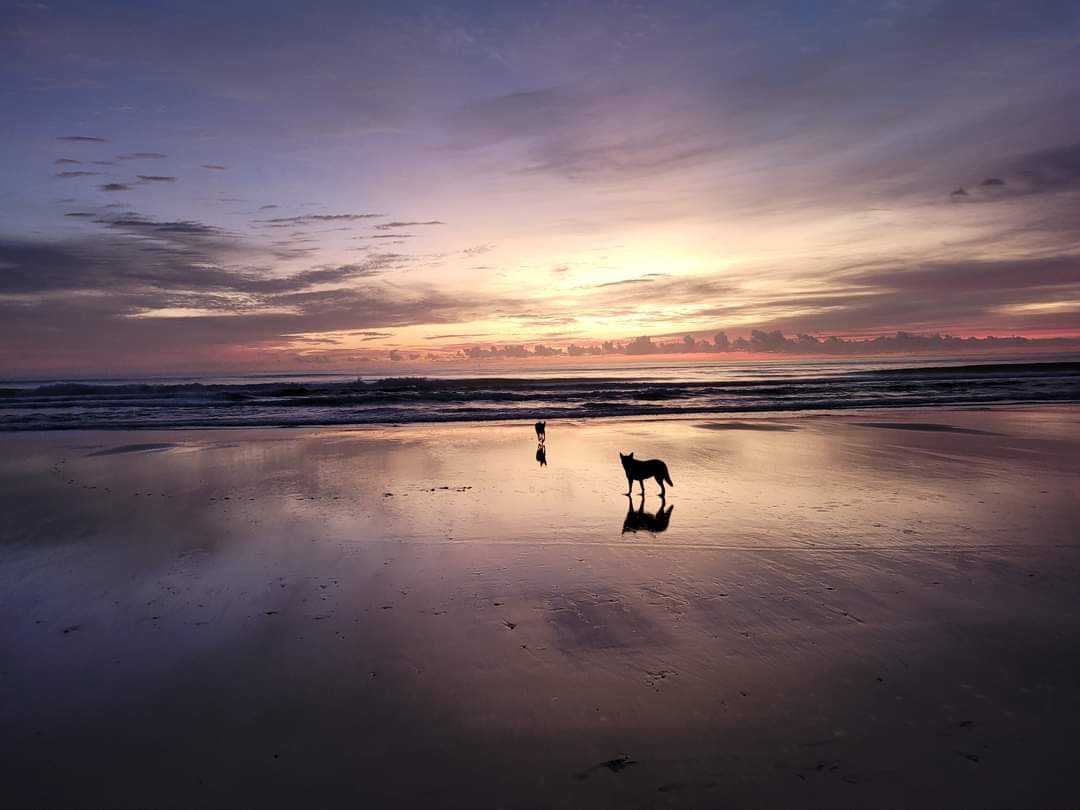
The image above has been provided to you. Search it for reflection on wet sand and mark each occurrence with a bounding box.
[535,443,547,467]
[621,494,674,534]
[2,406,1080,807]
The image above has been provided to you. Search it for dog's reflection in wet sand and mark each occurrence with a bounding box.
[535,443,547,467]
[621,494,674,534]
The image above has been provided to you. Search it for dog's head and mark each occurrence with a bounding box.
[619,451,634,470]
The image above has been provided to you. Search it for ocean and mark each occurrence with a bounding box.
[1,355,1078,431]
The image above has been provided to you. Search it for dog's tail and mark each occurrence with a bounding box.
[664,471,674,487]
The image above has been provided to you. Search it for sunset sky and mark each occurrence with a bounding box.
[2,0,1079,374]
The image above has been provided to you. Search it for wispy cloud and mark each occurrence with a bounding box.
[374,220,445,230]
[256,213,385,225]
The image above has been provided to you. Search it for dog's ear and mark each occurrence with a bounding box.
[628,451,634,458]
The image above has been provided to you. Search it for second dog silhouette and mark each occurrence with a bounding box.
[619,451,674,496]
[535,420,546,443]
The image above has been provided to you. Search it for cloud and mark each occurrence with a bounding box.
[99,183,133,192]
[731,255,1080,335]
[1008,141,1080,194]
[56,136,107,142]
[201,164,227,170]
[91,161,116,166]
[593,278,654,288]
[54,171,99,178]
[258,204,278,210]
[373,220,445,230]
[462,243,494,256]
[53,158,82,165]
[953,142,1080,202]
[256,213,384,225]
[136,175,177,182]
[0,217,521,373]
[96,215,227,238]
[117,152,167,160]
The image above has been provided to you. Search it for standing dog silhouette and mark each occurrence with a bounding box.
[534,421,546,443]
[619,452,673,496]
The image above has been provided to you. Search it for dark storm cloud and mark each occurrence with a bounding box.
[63,212,94,218]
[136,175,177,182]
[56,136,107,143]
[100,183,132,192]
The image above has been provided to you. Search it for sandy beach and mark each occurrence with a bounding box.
[2,405,1079,808]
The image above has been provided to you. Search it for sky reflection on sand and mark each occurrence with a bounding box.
[2,407,1080,807]
[2,406,1077,556]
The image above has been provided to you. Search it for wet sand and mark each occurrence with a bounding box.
[2,406,1079,808]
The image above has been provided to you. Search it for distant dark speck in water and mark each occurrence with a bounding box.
[504,621,517,629]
